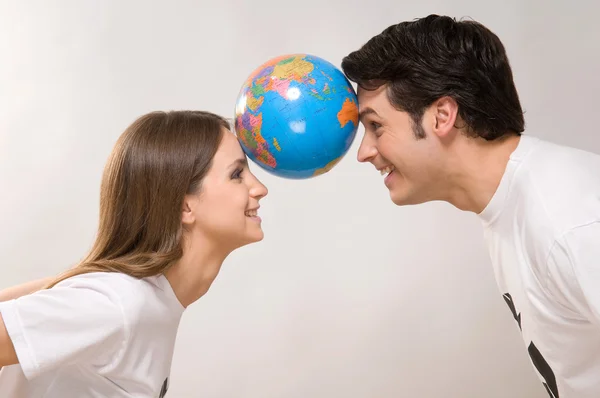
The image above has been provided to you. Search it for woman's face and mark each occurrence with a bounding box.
[184,129,268,251]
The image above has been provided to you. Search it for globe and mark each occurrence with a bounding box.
[234,53,359,179]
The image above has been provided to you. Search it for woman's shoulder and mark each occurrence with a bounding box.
[56,272,184,321]
[54,272,142,298]
[56,271,155,292]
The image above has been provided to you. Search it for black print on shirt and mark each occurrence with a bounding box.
[502,293,559,398]
[159,377,169,398]
[503,293,522,330]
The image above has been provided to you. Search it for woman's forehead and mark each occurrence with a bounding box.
[213,131,245,166]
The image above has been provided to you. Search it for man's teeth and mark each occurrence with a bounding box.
[380,166,395,176]
[245,210,257,217]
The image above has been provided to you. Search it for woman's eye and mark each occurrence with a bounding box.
[231,168,243,180]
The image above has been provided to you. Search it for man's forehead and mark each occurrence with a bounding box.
[357,88,373,111]
[358,95,383,120]
[357,85,386,104]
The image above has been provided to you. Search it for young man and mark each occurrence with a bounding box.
[341,14,600,398]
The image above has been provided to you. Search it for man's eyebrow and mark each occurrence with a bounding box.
[358,107,379,121]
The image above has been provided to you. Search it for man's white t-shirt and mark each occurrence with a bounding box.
[478,135,600,398]
[0,271,185,397]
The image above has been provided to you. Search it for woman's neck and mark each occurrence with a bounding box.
[164,237,229,308]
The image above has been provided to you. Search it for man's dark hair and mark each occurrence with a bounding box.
[341,14,525,140]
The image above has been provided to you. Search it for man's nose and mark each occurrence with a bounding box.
[357,134,377,163]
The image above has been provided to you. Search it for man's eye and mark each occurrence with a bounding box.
[370,121,382,130]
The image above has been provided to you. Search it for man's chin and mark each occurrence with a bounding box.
[390,192,408,206]
[390,190,427,207]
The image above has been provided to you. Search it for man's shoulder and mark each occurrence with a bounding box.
[521,135,600,173]
[513,136,600,232]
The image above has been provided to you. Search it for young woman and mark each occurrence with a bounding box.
[0,110,268,397]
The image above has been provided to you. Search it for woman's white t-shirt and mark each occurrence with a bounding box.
[0,272,184,397]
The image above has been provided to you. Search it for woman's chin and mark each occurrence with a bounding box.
[249,230,265,243]
[234,230,265,249]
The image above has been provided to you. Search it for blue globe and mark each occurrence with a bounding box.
[234,54,359,179]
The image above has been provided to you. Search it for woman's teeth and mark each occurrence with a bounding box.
[380,165,395,177]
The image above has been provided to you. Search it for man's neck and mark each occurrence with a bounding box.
[443,134,521,213]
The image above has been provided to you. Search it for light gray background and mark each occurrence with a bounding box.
[1,1,598,397]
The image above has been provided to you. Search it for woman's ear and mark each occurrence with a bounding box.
[181,195,196,226]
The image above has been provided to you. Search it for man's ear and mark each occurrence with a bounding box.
[431,96,459,138]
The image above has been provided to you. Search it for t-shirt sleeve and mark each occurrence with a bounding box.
[546,221,600,323]
[0,275,127,380]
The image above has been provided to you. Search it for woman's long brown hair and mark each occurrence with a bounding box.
[45,110,229,288]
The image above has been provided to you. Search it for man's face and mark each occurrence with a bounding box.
[356,85,446,206]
